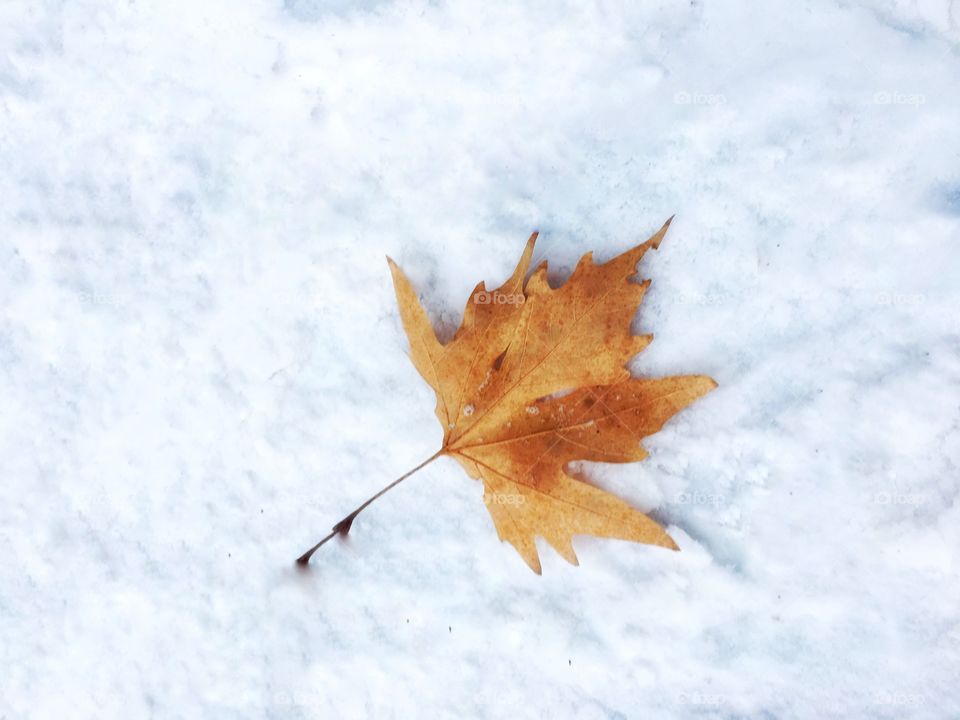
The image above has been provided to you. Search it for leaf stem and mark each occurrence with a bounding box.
[295,449,444,566]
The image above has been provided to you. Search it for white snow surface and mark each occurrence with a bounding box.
[2,1,959,718]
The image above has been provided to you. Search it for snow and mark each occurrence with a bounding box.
[2,0,959,718]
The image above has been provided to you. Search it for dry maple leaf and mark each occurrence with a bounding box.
[297,218,716,574]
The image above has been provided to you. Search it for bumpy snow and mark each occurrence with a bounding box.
[2,1,959,718]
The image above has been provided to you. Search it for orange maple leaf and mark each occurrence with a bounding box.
[297,218,716,574]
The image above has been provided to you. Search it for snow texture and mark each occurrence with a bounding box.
[2,0,959,718]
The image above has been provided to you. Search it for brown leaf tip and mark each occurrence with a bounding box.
[649,215,674,250]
